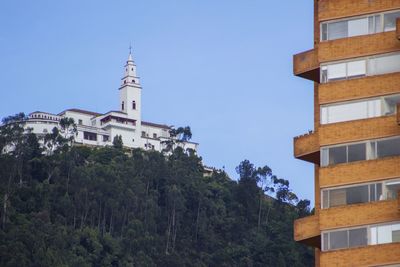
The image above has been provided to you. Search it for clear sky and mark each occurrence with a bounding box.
[0,1,316,203]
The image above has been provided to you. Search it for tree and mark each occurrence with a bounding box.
[162,126,192,153]
[112,135,123,149]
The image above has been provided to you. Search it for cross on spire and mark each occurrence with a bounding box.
[129,43,132,55]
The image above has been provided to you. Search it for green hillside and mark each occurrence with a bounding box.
[0,114,313,267]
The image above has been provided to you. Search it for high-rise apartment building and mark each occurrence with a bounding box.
[293,1,400,266]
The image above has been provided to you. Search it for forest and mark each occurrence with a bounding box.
[0,113,313,267]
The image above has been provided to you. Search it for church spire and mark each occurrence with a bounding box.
[121,46,139,87]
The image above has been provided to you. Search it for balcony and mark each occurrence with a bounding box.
[293,49,319,82]
[294,131,320,164]
[320,242,400,267]
[294,215,320,248]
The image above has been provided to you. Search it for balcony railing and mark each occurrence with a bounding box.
[294,215,320,248]
[293,49,319,82]
[294,131,320,164]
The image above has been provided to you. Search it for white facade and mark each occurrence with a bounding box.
[24,52,198,152]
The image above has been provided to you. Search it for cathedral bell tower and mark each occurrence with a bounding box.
[119,48,142,127]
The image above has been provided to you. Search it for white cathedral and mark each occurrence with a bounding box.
[24,52,198,152]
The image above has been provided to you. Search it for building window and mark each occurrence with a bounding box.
[78,119,83,125]
[321,52,400,83]
[141,131,146,137]
[132,101,136,110]
[320,94,400,125]
[103,135,109,142]
[83,131,97,141]
[322,222,400,251]
[153,133,157,139]
[122,101,125,111]
[321,136,400,167]
[320,10,400,41]
[322,178,400,209]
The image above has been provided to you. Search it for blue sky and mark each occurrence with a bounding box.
[0,1,316,203]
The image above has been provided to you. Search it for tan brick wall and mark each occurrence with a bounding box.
[320,156,400,188]
[294,215,320,241]
[318,0,400,21]
[318,31,400,63]
[319,200,399,230]
[293,49,319,75]
[294,131,319,158]
[320,243,400,267]
[319,72,400,105]
[319,115,400,146]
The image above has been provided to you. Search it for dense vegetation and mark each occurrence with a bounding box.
[0,113,313,267]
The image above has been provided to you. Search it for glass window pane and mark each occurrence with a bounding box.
[367,99,382,117]
[369,54,400,76]
[392,230,400,243]
[370,184,376,202]
[346,185,369,205]
[384,11,400,31]
[321,23,328,41]
[349,228,368,247]
[377,225,392,244]
[348,18,369,37]
[347,60,366,78]
[368,141,377,160]
[370,226,378,245]
[377,183,383,200]
[328,21,348,40]
[330,188,347,207]
[321,106,328,124]
[321,148,329,167]
[330,230,348,250]
[321,66,328,83]
[324,101,368,124]
[382,95,400,115]
[385,180,400,200]
[329,146,347,165]
[348,143,366,162]
[327,63,347,81]
[377,137,400,158]
[375,15,382,33]
[323,233,329,251]
[322,190,329,208]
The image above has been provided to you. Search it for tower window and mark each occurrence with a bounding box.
[131,68,133,71]
[132,101,136,110]
[132,79,135,83]
[78,119,83,125]
[122,101,125,111]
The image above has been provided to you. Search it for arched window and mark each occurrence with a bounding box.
[132,101,136,110]
[122,101,125,111]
